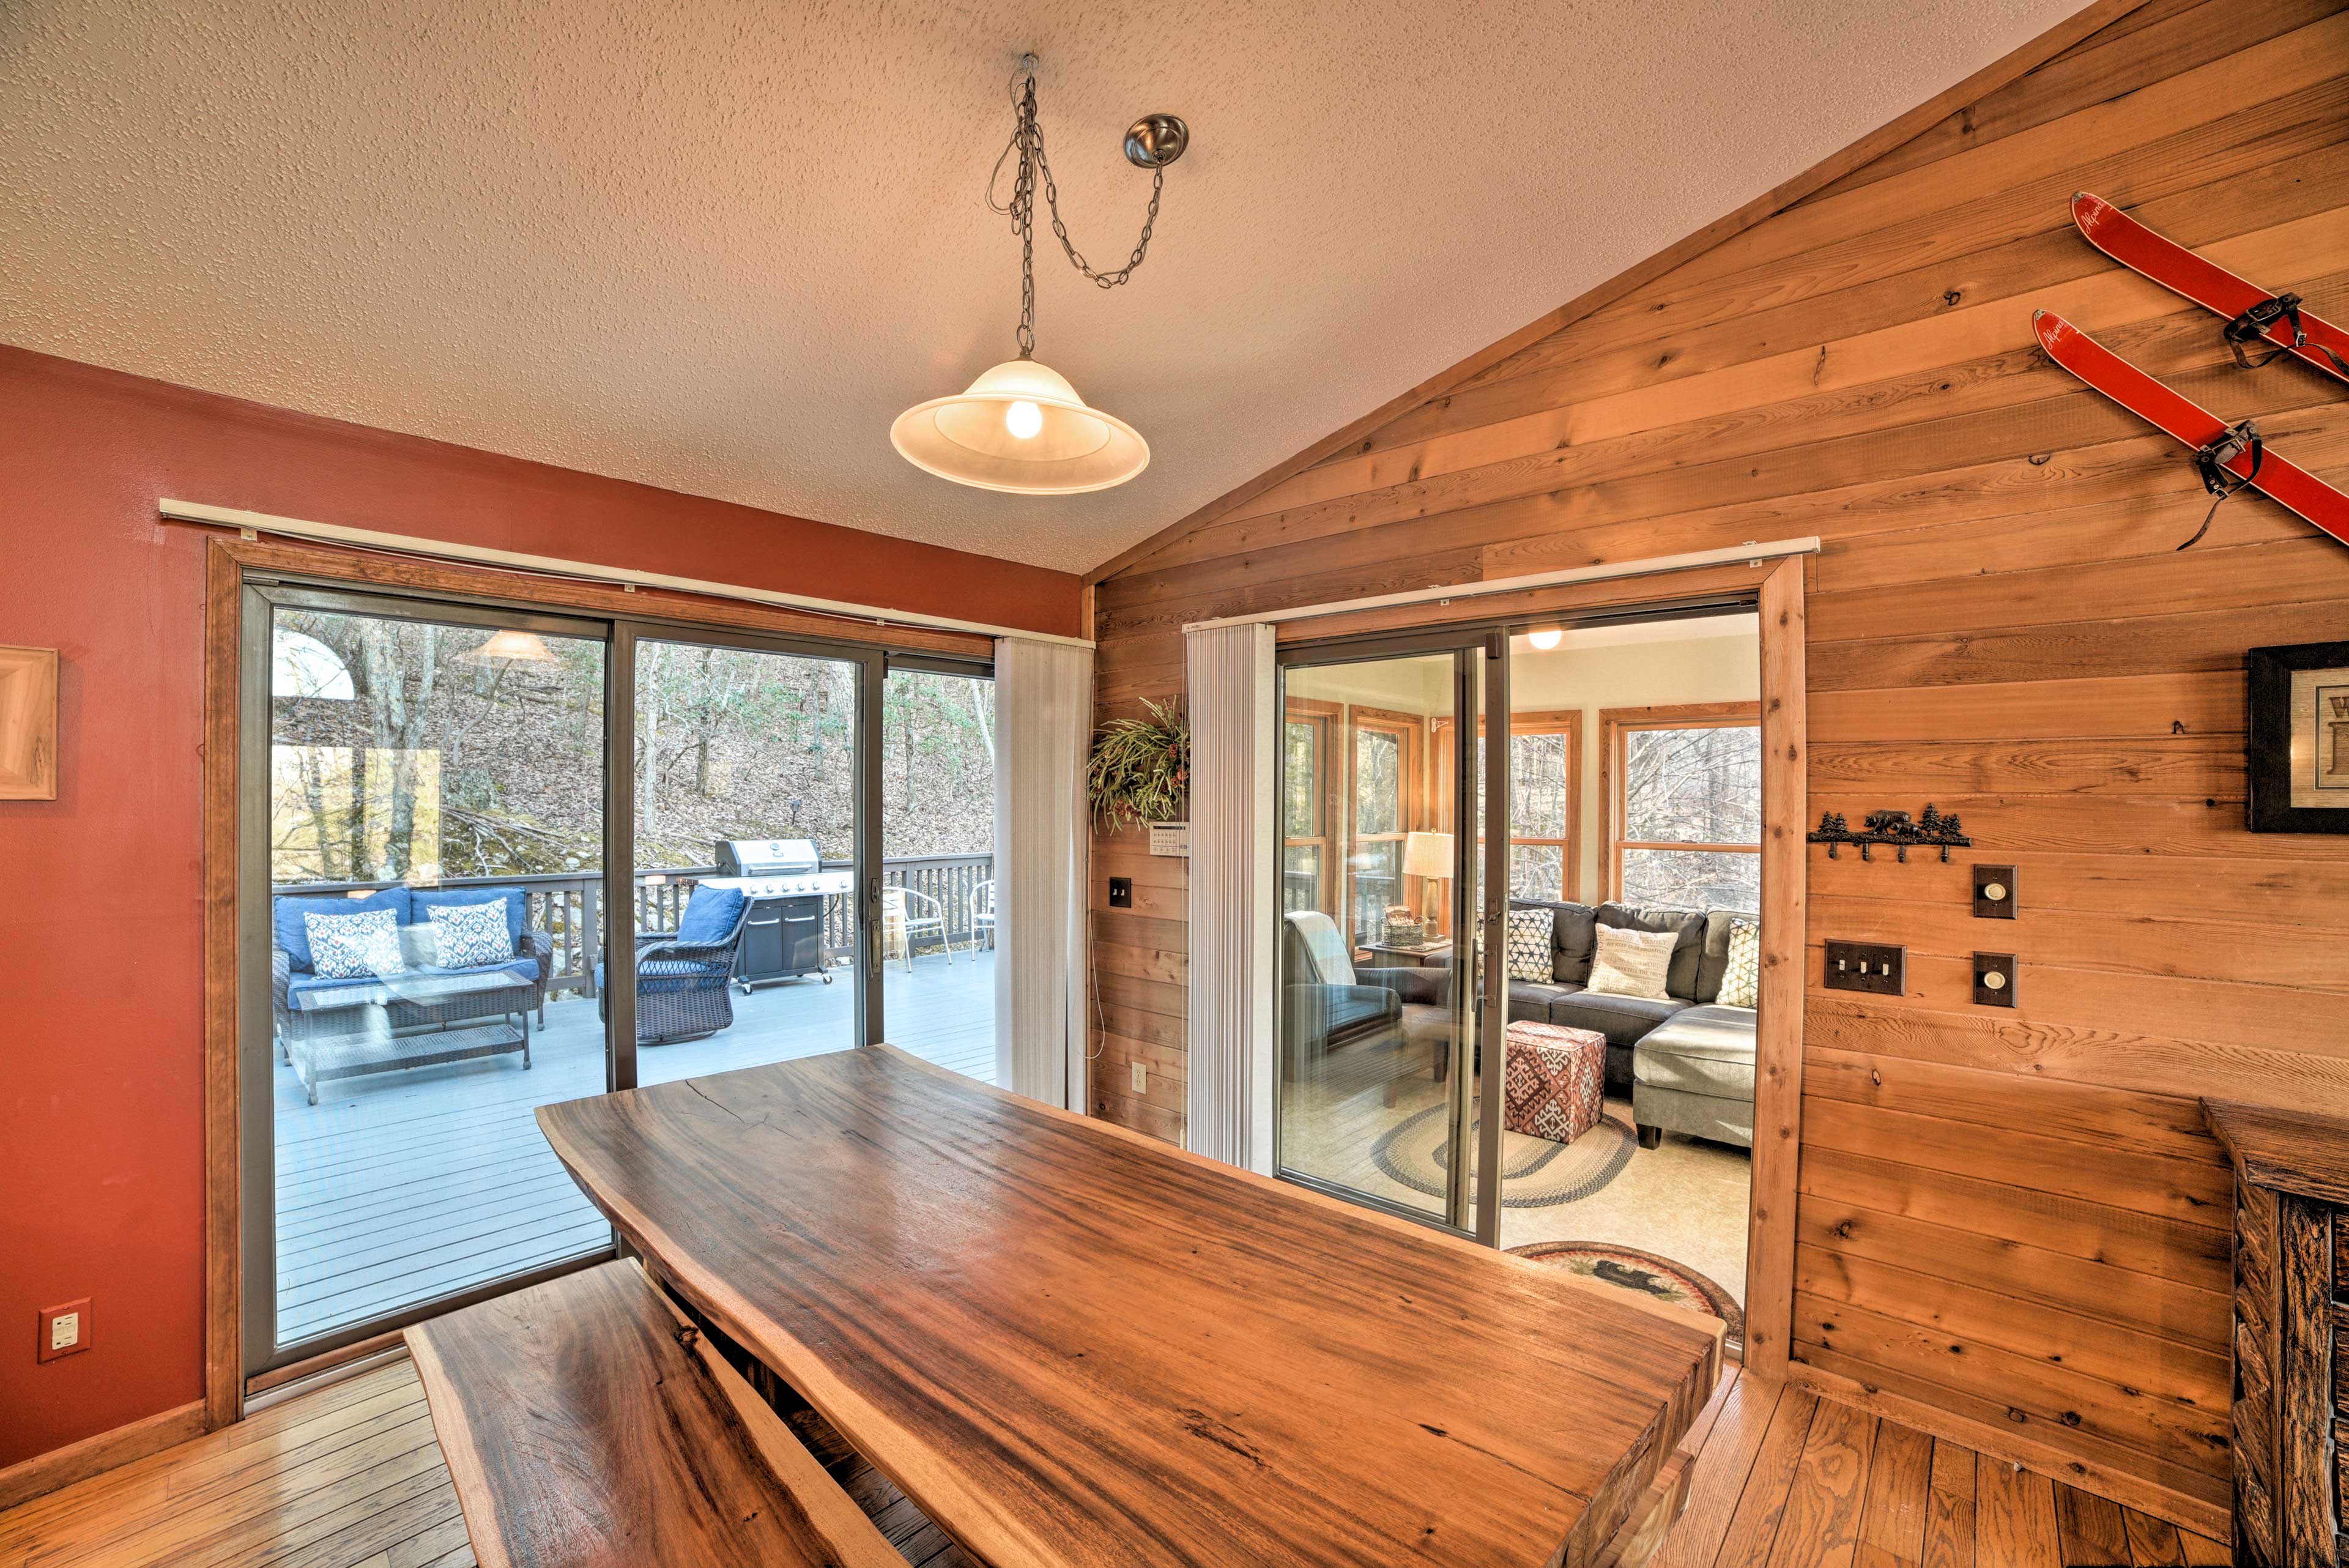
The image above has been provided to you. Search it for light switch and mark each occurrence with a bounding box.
[1973,953,2017,1008]
[1972,865,2017,919]
[1824,941,1904,996]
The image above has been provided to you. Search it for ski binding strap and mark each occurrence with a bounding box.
[2181,420,2262,551]
[2225,293,2349,378]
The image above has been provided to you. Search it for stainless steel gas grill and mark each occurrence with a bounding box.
[702,838,856,987]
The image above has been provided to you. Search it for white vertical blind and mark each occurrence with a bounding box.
[1183,623,1277,1171]
[992,636,1094,1108]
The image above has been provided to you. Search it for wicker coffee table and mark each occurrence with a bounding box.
[284,970,533,1104]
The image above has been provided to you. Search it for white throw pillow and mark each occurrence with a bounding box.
[1584,924,1677,1001]
[1505,908,1554,983]
[429,900,516,970]
[1718,918,1762,1009]
[303,907,407,979]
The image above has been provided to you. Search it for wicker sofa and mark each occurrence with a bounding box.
[270,885,551,1104]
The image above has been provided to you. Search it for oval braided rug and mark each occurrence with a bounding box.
[1506,1241,1745,1358]
[1368,1104,1635,1208]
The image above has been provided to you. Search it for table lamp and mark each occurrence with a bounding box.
[1401,830,1455,933]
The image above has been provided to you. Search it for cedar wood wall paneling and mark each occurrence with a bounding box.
[1085,0,2349,1529]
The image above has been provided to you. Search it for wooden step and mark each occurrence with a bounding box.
[404,1260,903,1568]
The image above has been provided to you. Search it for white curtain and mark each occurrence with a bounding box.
[992,636,1094,1109]
[1183,623,1277,1171]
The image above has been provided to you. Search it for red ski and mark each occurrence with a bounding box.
[2073,191,2349,385]
[2035,310,2349,549]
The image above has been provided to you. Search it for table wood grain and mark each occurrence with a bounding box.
[538,1043,1722,1568]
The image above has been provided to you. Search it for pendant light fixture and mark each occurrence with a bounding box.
[892,55,1187,495]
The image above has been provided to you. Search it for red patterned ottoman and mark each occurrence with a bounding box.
[1503,1022,1606,1144]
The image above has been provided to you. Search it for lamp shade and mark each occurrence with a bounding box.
[464,629,557,664]
[1401,830,1455,880]
[891,357,1149,494]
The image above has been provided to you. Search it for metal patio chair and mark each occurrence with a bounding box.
[883,885,955,970]
[970,879,996,951]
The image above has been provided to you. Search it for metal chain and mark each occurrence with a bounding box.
[987,61,1164,358]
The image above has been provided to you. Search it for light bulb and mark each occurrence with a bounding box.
[1527,628,1563,650]
[1004,399,1043,439]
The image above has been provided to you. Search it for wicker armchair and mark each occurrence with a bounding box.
[598,889,754,1046]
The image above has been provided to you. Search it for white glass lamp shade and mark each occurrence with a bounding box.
[464,628,558,664]
[1526,628,1563,650]
[1401,830,1455,880]
[891,358,1149,494]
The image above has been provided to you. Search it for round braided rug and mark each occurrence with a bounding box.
[1367,1104,1635,1209]
[1507,1241,1745,1357]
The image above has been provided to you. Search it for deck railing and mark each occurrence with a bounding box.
[272,852,994,998]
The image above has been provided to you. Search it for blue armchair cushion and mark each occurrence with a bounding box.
[675,884,748,945]
[274,888,410,972]
[410,886,528,948]
[426,900,515,969]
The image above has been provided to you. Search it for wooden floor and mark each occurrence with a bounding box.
[270,949,995,1344]
[0,1358,2235,1568]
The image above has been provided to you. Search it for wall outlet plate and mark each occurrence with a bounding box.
[1131,1060,1148,1093]
[37,1298,89,1363]
[1107,877,1133,908]
[1973,953,2017,1007]
[1148,822,1190,857]
[1823,940,1905,996]
[1972,864,2017,919]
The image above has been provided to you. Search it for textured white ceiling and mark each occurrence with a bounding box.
[0,0,2080,573]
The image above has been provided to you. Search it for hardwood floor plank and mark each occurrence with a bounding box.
[2056,1482,2137,1567]
[1715,1388,1826,1568]
[1660,1372,1785,1568]
[1765,1399,1880,1568]
[1974,1458,2061,1568]
[1855,1419,1935,1568]
[2173,1524,2232,1566]
[1920,1441,1976,1568]
[2120,1507,2189,1566]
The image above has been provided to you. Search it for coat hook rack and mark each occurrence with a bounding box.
[1808,804,1972,862]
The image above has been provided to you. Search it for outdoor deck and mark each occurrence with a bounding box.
[271,947,996,1347]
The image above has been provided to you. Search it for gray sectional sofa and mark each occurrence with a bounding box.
[1279,899,1758,1150]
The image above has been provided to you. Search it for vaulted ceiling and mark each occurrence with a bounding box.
[0,0,2080,573]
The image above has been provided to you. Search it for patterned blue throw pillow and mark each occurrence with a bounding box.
[429,900,515,970]
[303,908,407,979]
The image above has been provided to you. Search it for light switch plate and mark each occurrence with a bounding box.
[1107,877,1133,908]
[1973,953,2017,1007]
[1972,864,2017,919]
[1824,941,1904,996]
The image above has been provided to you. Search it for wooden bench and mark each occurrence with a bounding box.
[404,1260,903,1568]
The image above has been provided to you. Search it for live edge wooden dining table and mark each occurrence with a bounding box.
[536,1042,1723,1568]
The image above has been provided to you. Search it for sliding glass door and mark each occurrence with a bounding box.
[1274,633,1507,1237]
[240,585,986,1380]
[244,589,617,1368]
[626,631,877,1088]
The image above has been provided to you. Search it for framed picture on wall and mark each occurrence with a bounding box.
[0,644,59,800]
[2247,641,2349,833]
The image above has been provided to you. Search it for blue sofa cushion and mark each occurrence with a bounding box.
[675,884,748,945]
[286,957,541,1011]
[275,888,410,972]
[410,886,528,948]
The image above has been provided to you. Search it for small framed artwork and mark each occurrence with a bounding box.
[2247,641,2349,833]
[0,645,59,800]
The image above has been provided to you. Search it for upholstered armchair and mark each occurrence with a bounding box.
[1280,910,1453,1101]
[598,882,755,1046]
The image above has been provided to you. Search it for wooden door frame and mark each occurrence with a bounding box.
[1597,701,1764,903]
[1269,555,1805,1377]
[201,533,991,1429]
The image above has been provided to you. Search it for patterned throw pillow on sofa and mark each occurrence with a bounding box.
[1506,908,1554,983]
[303,908,407,979]
[429,900,516,971]
[1718,917,1761,1009]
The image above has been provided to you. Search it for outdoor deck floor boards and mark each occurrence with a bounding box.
[270,948,996,1345]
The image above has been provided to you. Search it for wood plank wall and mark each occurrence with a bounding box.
[1085,0,2349,1533]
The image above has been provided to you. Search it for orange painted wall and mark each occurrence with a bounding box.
[0,344,1082,1470]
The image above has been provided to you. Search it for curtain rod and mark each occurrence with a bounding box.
[158,499,1097,650]
[1180,538,1820,633]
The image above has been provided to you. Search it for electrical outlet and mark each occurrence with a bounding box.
[1107,876,1132,908]
[1822,940,1904,996]
[1130,1061,1148,1093]
[37,1299,90,1363]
